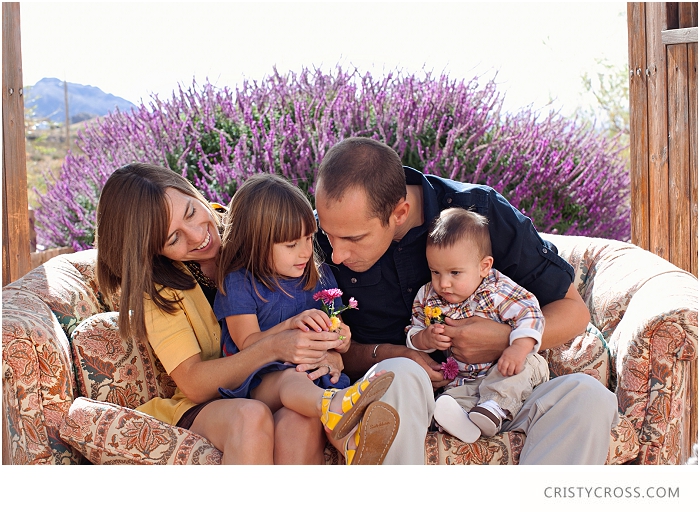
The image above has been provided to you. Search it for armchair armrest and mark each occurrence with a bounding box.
[59,397,222,464]
[610,272,698,464]
[2,288,81,464]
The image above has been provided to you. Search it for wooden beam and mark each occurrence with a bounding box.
[2,2,31,288]
[662,27,699,44]
[689,42,698,278]
[628,2,651,250]
[647,2,672,261]
[667,43,691,272]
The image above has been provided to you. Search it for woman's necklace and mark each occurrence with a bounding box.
[185,261,217,290]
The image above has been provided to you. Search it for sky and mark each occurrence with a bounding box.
[19,1,629,118]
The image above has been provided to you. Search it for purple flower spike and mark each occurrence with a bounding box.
[34,66,630,250]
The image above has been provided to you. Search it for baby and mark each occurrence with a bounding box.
[406,207,549,443]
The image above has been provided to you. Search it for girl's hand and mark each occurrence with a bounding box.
[289,309,332,332]
[299,350,344,384]
[334,321,352,353]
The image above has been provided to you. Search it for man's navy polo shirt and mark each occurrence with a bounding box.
[315,167,574,346]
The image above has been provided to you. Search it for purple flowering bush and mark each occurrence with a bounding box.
[35,66,630,250]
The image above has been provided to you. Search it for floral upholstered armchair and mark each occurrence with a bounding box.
[2,233,697,465]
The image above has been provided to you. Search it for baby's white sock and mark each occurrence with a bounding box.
[433,395,481,444]
[479,399,508,419]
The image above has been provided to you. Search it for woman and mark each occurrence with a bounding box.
[95,163,351,464]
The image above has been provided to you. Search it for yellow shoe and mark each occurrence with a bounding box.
[320,371,395,440]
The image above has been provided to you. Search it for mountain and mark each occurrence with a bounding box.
[24,77,137,123]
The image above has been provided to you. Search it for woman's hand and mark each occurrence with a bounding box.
[273,328,340,365]
[298,350,345,384]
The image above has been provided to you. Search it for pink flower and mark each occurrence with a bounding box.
[313,288,343,306]
[313,288,359,322]
[441,357,459,380]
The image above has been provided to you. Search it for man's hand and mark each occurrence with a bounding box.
[333,321,352,353]
[441,317,511,364]
[402,348,451,389]
[342,341,449,389]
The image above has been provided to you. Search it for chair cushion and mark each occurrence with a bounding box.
[425,414,639,464]
[59,397,222,465]
[70,312,176,406]
[3,250,104,338]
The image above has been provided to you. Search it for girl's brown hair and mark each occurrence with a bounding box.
[95,163,221,342]
[217,174,321,298]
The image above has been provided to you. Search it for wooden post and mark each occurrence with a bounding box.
[628,2,651,251]
[2,1,31,466]
[64,79,70,151]
[628,2,698,278]
[647,3,672,262]
[628,2,698,464]
[2,2,31,287]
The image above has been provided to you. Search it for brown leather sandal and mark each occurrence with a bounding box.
[345,401,400,465]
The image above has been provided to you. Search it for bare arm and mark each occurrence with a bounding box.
[444,283,590,364]
[341,339,449,388]
[170,329,342,403]
[227,310,333,351]
[539,283,590,350]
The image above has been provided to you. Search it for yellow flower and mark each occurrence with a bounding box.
[424,307,432,317]
[424,317,431,326]
[330,316,341,332]
[431,307,442,319]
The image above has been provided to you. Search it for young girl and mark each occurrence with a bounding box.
[214,174,399,464]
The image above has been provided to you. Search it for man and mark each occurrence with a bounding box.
[314,136,619,464]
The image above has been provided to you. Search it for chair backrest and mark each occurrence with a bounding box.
[543,233,695,340]
[4,249,175,408]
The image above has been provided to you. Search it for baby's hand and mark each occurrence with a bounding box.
[497,338,534,376]
[419,324,452,351]
[289,309,332,333]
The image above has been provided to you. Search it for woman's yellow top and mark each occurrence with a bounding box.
[136,264,221,425]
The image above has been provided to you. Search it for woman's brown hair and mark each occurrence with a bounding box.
[217,174,321,298]
[95,163,221,342]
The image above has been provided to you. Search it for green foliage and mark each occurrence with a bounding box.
[576,58,630,162]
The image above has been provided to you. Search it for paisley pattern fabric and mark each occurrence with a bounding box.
[60,397,222,465]
[3,237,697,465]
[71,313,176,408]
[425,415,639,465]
